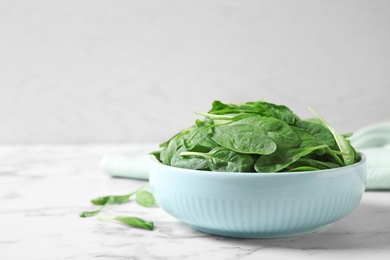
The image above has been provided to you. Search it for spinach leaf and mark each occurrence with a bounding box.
[211,123,277,155]
[183,125,214,150]
[149,150,162,162]
[245,116,300,148]
[192,134,219,153]
[308,107,356,165]
[79,203,109,218]
[159,127,192,148]
[98,216,154,231]
[288,158,340,170]
[170,145,208,170]
[255,145,328,172]
[181,147,254,172]
[90,185,145,206]
[244,101,297,124]
[293,120,337,149]
[208,100,297,124]
[135,191,156,208]
[161,138,178,165]
[211,116,299,154]
[287,166,320,172]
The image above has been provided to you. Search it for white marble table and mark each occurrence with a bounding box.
[1,144,390,260]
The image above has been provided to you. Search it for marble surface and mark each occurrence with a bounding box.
[1,144,390,260]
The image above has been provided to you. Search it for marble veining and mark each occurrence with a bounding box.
[0,144,390,260]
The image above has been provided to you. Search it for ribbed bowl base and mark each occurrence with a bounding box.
[189,224,329,239]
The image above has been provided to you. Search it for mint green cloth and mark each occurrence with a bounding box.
[100,143,158,180]
[350,121,390,190]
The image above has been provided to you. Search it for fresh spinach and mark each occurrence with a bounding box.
[171,145,208,170]
[180,146,254,172]
[79,203,109,218]
[135,191,156,208]
[255,145,328,173]
[98,216,154,231]
[308,107,356,165]
[151,100,359,172]
[207,100,297,124]
[211,123,277,155]
[90,185,145,206]
[80,186,156,231]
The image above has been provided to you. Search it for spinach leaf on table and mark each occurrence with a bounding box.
[90,185,145,206]
[79,203,109,218]
[80,186,150,218]
[98,215,154,231]
[135,191,156,208]
[80,186,156,232]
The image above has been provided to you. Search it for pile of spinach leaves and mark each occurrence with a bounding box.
[151,100,360,173]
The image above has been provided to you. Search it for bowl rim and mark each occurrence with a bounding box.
[149,152,366,177]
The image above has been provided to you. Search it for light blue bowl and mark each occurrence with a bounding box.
[149,154,366,238]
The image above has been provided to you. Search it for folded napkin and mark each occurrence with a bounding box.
[100,143,158,180]
[101,122,390,190]
[350,121,390,190]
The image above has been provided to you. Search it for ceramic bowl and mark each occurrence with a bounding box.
[149,154,366,238]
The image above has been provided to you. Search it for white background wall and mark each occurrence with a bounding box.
[1,0,389,144]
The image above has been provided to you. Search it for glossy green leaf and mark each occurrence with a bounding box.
[255,145,328,172]
[90,186,145,206]
[181,147,254,172]
[98,215,154,230]
[135,191,156,207]
[212,123,277,155]
[308,107,356,165]
[79,204,108,218]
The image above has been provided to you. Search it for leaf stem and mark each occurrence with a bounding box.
[180,151,210,160]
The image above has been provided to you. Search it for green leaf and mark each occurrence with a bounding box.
[79,204,108,218]
[162,138,178,165]
[246,116,300,148]
[208,100,297,124]
[192,134,219,153]
[181,147,254,172]
[293,120,337,149]
[98,216,154,231]
[287,166,320,172]
[245,101,297,124]
[289,158,340,170]
[90,194,129,206]
[308,107,355,165]
[211,116,300,154]
[135,191,156,207]
[183,125,214,150]
[90,186,145,206]
[170,144,209,170]
[255,145,328,172]
[211,123,277,155]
